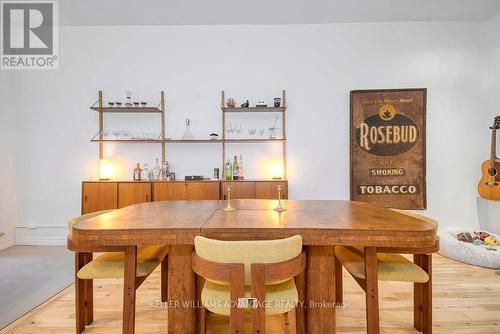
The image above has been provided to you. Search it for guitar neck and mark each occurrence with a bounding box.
[491,128,497,164]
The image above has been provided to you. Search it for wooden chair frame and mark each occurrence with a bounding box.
[192,250,306,334]
[334,241,438,334]
[68,238,169,334]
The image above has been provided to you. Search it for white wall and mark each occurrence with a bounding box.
[10,21,493,244]
[0,72,17,250]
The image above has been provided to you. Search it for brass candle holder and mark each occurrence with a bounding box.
[223,186,236,212]
[273,185,286,212]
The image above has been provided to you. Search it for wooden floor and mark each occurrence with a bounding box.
[1,254,499,334]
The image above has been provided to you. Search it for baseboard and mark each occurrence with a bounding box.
[0,233,15,250]
[15,227,67,246]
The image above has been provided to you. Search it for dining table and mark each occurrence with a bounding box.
[68,199,438,334]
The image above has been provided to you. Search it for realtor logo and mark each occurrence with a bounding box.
[1,1,58,69]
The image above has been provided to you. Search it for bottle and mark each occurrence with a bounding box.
[143,163,150,181]
[162,161,169,180]
[225,159,232,181]
[133,163,142,181]
[238,154,244,180]
[152,159,161,180]
[232,155,239,180]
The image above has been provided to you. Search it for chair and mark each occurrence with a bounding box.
[67,210,169,333]
[334,210,438,334]
[192,235,306,334]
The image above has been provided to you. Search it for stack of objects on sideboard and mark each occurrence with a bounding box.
[81,180,287,214]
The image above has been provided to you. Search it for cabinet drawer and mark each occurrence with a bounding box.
[255,182,288,199]
[82,182,118,214]
[118,182,152,208]
[221,181,256,199]
[153,182,220,201]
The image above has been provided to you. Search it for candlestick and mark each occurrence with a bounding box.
[223,186,236,212]
[273,185,286,212]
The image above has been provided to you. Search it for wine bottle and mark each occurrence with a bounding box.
[239,154,244,180]
[232,155,239,180]
[225,159,232,181]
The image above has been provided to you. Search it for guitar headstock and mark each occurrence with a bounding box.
[491,116,500,130]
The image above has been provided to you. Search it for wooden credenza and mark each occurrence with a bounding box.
[82,180,288,214]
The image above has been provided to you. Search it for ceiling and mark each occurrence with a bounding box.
[58,0,500,26]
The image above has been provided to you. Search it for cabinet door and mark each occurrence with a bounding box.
[185,182,220,200]
[222,182,256,199]
[82,182,118,214]
[118,182,152,208]
[255,182,288,199]
[153,183,186,201]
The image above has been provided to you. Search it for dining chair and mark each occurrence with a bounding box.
[334,210,438,334]
[67,210,169,334]
[192,235,306,334]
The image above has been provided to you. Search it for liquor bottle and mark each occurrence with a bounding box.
[232,155,239,180]
[133,163,142,181]
[225,159,232,181]
[152,159,161,180]
[238,154,244,180]
[143,163,150,181]
[162,161,169,180]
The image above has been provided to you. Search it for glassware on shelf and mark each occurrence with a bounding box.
[143,163,150,181]
[122,130,130,139]
[125,91,132,107]
[226,122,234,139]
[259,128,265,137]
[162,161,170,180]
[182,118,195,140]
[152,159,161,180]
[248,128,256,138]
[112,130,121,139]
[235,123,242,138]
[108,102,115,107]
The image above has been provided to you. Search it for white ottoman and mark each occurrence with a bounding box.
[438,229,500,269]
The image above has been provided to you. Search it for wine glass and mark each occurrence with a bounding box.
[248,128,256,139]
[235,123,242,138]
[259,128,265,138]
[226,122,234,138]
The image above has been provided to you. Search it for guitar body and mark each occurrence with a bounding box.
[478,159,500,200]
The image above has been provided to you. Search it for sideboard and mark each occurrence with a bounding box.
[81,180,288,214]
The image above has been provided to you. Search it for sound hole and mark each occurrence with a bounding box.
[488,167,498,177]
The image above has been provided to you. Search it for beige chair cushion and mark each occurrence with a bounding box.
[68,210,115,236]
[335,246,429,283]
[194,235,302,285]
[201,279,298,316]
[77,245,168,279]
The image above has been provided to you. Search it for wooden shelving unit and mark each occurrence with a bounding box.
[221,90,287,179]
[90,90,288,180]
[91,90,166,164]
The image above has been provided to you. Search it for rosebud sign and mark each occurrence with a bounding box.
[350,89,427,209]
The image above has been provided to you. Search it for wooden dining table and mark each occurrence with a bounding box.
[69,199,438,334]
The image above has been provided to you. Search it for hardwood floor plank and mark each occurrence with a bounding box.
[1,255,499,334]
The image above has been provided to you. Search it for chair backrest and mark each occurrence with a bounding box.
[390,209,439,228]
[194,235,302,285]
[67,210,115,236]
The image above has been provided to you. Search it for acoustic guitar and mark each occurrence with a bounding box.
[478,116,500,200]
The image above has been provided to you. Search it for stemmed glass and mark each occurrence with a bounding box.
[235,123,242,138]
[226,122,234,138]
[259,129,265,138]
[248,128,256,139]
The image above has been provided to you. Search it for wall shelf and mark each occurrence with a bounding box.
[90,106,162,113]
[222,106,286,113]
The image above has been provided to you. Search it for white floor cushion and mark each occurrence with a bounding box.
[438,229,500,269]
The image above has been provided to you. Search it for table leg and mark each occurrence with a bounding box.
[305,245,336,333]
[75,252,89,334]
[413,254,423,331]
[84,253,94,325]
[421,254,432,334]
[167,245,196,334]
[123,246,137,334]
[364,247,379,334]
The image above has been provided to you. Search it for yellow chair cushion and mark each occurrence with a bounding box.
[201,279,298,316]
[68,210,115,236]
[194,235,302,285]
[335,246,429,283]
[77,245,168,279]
